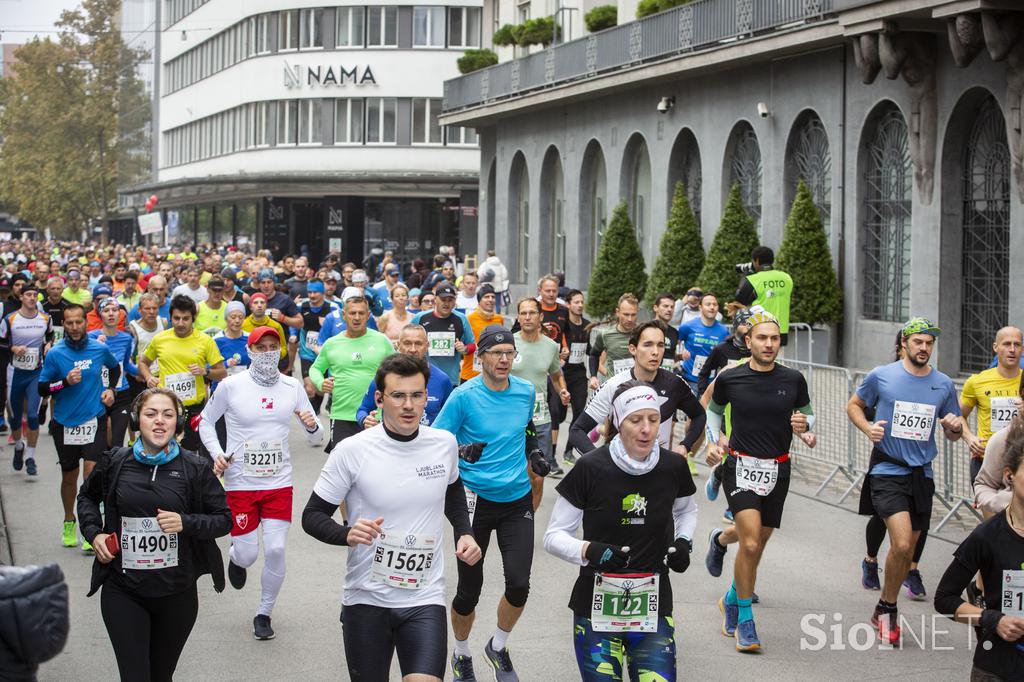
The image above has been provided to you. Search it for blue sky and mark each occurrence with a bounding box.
[0,0,80,44]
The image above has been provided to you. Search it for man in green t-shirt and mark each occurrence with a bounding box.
[195,276,228,335]
[61,269,92,310]
[588,292,639,389]
[511,298,569,502]
[309,293,393,450]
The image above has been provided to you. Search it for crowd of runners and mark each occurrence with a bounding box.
[3,239,1021,681]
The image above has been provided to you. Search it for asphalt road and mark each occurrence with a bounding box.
[1,420,976,681]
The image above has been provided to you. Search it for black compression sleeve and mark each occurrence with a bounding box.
[588,355,600,377]
[106,364,121,391]
[301,491,350,546]
[39,379,63,397]
[934,555,976,618]
[445,478,473,538]
[568,412,598,454]
[525,419,539,454]
[697,347,724,397]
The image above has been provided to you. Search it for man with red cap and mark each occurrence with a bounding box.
[199,325,324,641]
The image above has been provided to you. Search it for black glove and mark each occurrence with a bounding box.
[529,449,550,477]
[458,442,487,464]
[664,537,692,573]
[585,542,630,570]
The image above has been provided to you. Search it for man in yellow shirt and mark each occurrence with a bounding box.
[60,269,92,310]
[138,294,227,454]
[960,326,1023,483]
[459,283,504,382]
[195,276,228,335]
[242,292,287,363]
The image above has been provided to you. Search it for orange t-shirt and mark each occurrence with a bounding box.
[460,309,505,381]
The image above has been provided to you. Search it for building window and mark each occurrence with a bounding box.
[412,98,443,144]
[449,7,482,47]
[337,7,365,47]
[277,100,299,145]
[787,112,832,236]
[413,6,446,47]
[366,98,397,143]
[335,99,364,143]
[367,7,398,47]
[252,101,270,147]
[960,95,1011,371]
[728,123,762,235]
[254,14,270,54]
[862,105,912,322]
[446,126,478,146]
[300,8,323,49]
[298,99,322,144]
[279,10,299,51]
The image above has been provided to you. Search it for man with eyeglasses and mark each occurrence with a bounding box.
[356,324,454,428]
[434,325,551,681]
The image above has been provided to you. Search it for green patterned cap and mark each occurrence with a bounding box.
[901,317,941,338]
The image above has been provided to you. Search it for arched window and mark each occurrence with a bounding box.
[579,141,607,281]
[668,128,701,228]
[485,160,496,251]
[727,122,762,234]
[540,147,565,274]
[620,134,651,255]
[786,111,831,236]
[960,96,1010,371]
[861,104,912,322]
[508,152,530,282]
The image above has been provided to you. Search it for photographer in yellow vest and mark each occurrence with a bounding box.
[728,246,793,345]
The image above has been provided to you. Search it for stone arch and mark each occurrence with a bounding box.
[784,109,832,238]
[619,132,652,259]
[539,146,566,275]
[579,139,607,283]
[508,151,530,283]
[667,127,702,229]
[722,121,763,236]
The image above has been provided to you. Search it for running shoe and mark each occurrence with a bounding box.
[483,638,519,682]
[705,464,721,500]
[451,653,477,681]
[253,614,275,640]
[228,560,247,590]
[903,569,926,601]
[12,441,24,471]
[563,452,576,467]
[705,528,727,577]
[871,608,901,646]
[861,559,881,590]
[688,457,699,477]
[81,539,93,553]
[735,619,762,652]
[549,466,565,479]
[62,521,77,547]
[966,582,986,609]
[718,595,738,637]
[723,509,734,525]
[25,458,36,476]
[38,401,47,427]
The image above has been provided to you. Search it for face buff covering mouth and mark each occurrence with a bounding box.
[248,350,280,387]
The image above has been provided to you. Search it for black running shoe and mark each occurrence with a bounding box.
[253,614,275,640]
[228,560,247,590]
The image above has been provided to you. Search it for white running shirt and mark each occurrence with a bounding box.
[198,371,323,491]
[313,424,459,608]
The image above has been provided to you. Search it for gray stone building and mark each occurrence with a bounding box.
[441,0,1024,374]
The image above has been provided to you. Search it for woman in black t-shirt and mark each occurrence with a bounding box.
[544,380,697,681]
[935,418,1024,682]
[78,388,231,682]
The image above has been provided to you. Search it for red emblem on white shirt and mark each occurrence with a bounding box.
[261,397,273,410]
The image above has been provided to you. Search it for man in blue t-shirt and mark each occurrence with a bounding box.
[413,283,474,385]
[846,316,963,645]
[127,274,171,325]
[432,325,550,679]
[356,324,453,427]
[677,293,729,393]
[38,303,120,550]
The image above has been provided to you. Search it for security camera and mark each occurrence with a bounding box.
[757,102,769,118]
[657,96,675,114]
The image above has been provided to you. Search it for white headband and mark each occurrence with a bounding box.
[611,385,659,428]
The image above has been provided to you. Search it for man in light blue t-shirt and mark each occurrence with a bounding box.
[432,324,551,679]
[846,316,963,645]
[677,293,728,393]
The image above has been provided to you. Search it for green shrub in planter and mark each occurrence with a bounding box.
[697,184,759,302]
[637,0,693,19]
[492,24,518,46]
[587,201,647,319]
[516,17,558,46]
[585,5,617,32]
[646,181,704,305]
[457,49,499,74]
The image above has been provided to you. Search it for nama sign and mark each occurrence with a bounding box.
[283,60,377,88]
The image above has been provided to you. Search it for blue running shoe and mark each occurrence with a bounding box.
[735,619,762,652]
[903,569,926,601]
[25,458,36,476]
[718,595,738,637]
[861,559,881,590]
[12,441,24,471]
[723,509,734,525]
[705,464,721,501]
[705,528,727,577]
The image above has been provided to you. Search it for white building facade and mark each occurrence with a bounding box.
[123,0,483,265]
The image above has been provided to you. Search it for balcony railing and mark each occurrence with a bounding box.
[443,0,836,113]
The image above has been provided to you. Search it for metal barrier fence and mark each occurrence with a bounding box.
[443,0,837,113]
[785,360,981,534]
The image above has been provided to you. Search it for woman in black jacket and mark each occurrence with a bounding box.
[78,388,231,682]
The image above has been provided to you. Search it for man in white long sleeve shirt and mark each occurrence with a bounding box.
[199,325,323,641]
[543,381,697,681]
